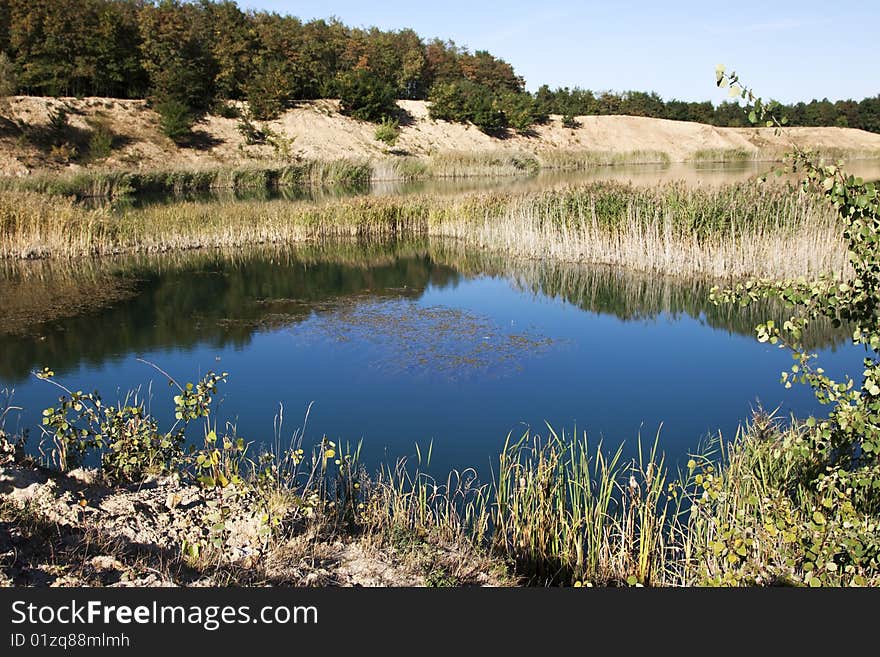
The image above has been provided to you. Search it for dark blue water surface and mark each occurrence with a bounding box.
[0,242,863,475]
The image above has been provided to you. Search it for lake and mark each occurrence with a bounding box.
[0,239,862,476]
[82,158,880,211]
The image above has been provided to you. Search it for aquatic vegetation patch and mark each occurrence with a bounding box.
[289,298,557,380]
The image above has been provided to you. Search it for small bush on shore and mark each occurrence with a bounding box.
[156,99,195,143]
[374,117,400,145]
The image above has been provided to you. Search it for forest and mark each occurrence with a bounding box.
[0,0,878,135]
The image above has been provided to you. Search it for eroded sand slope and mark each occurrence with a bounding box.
[2,96,879,176]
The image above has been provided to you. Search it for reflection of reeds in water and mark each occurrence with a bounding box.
[0,161,375,199]
[534,149,672,170]
[0,239,850,380]
[430,243,850,351]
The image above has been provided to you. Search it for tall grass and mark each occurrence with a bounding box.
[0,182,848,279]
[356,411,879,586]
[0,151,667,199]
[0,161,374,199]
[688,148,757,163]
[489,429,669,585]
[536,149,672,169]
[357,427,671,585]
[424,151,541,178]
[2,145,876,202]
[412,150,672,179]
[439,182,847,279]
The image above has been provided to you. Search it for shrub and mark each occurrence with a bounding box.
[265,127,295,159]
[335,69,397,123]
[101,404,184,484]
[497,92,547,134]
[214,101,240,119]
[47,104,70,141]
[467,88,507,134]
[156,98,194,143]
[428,80,509,135]
[562,114,580,129]
[237,111,267,145]
[245,60,293,121]
[0,52,16,101]
[710,69,880,585]
[374,117,400,145]
[37,367,226,483]
[49,142,77,163]
[427,81,470,123]
[87,119,114,160]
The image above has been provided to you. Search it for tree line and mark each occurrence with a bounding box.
[0,0,877,138]
[533,87,880,134]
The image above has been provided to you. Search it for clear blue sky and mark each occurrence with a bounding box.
[239,0,878,103]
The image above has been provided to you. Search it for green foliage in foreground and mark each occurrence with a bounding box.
[36,365,226,484]
[25,359,879,586]
[709,69,880,586]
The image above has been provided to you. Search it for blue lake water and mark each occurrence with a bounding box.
[0,243,863,476]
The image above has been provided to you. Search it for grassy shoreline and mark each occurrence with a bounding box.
[4,147,878,201]
[0,182,848,280]
[3,407,875,587]
[0,152,668,200]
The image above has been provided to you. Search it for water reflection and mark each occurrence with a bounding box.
[0,239,864,473]
[81,159,880,212]
[0,240,848,384]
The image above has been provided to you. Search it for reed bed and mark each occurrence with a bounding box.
[356,412,874,586]
[441,183,847,279]
[535,149,672,169]
[422,151,541,178]
[0,161,374,199]
[358,428,670,585]
[414,150,672,179]
[688,148,758,163]
[0,182,848,280]
[3,147,876,202]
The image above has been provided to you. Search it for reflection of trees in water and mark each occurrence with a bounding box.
[0,241,458,382]
[0,239,849,383]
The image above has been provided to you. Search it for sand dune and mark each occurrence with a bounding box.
[2,96,879,177]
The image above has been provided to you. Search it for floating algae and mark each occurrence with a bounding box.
[289,298,557,380]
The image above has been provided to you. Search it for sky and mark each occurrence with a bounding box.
[239,0,878,104]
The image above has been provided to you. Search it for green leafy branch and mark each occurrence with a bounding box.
[710,69,880,516]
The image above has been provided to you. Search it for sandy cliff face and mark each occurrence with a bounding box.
[2,96,880,176]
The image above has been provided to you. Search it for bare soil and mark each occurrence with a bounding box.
[0,435,510,587]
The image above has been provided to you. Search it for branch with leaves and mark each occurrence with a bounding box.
[711,68,880,515]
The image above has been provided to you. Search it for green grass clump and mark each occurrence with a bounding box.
[374,117,400,146]
[688,148,756,163]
